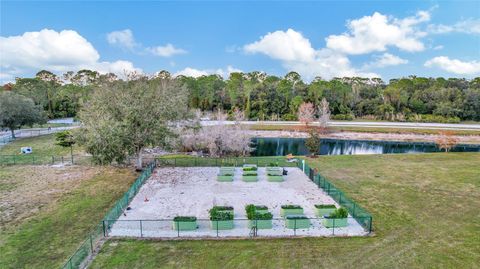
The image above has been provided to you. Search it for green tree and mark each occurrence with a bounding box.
[78,77,189,169]
[0,92,46,138]
[55,130,75,163]
[305,130,321,157]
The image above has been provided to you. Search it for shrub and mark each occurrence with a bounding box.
[253,212,273,220]
[327,207,348,219]
[332,114,354,120]
[267,162,279,167]
[281,205,302,209]
[243,166,258,171]
[245,204,256,219]
[314,204,336,209]
[173,216,197,222]
[212,206,233,211]
[407,114,461,124]
[209,207,234,221]
[255,205,268,210]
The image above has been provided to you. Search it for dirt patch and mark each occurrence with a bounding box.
[0,165,99,231]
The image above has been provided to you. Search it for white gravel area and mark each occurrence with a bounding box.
[109,167,368,238]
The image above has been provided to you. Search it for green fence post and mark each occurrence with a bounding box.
[216,221,219,237]
[13,155,15,165]
[140,220,143,237]
[352,204,356,217]
[61,156,64,164]
[32,155,34,165]
[294,219,297,236]
[369,216,373,234]
[102,220,106,237]
[339,193,342,204]
[177,221,180,237]
[332,218,335,235]
[90,234,94,253]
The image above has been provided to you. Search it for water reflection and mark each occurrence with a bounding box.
[251,137,480,156]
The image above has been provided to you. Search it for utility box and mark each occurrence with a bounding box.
[21,147,32,154]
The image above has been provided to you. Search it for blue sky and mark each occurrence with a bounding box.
[1,0,479,82]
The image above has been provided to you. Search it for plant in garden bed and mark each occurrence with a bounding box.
[323,207,349,228]
[314,204,337,217]
[280,205,304,217]
[209,206,234,230]
[245,204,273,229]
[172,216,198,231]
[285,215,310,229]
[242,169,258,182]
[243,166,258,172]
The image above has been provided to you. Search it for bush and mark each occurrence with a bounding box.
[268,162,279,167]
[173,216,197,222]
[327,207,348,219]
[407,114,461,124]
[243,166,258,171]
[253,212,273,220]
[281,205,302,209]
[212,206,233,211]
[209,207,234,221]
[314,204,336,209]
[255,205,268,210]
[332,114,355,120]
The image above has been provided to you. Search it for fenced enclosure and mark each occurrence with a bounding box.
[60,157,374,268]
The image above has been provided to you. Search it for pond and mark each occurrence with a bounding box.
[251,137,480,156]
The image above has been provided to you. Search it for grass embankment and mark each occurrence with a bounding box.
[0,166,137,269]
[91,153,480,268]
[0,134,86,164]
[249,124,480,136]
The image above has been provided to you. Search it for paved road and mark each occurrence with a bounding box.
[201,120,480,131]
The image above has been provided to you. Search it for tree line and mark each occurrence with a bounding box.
[4,69,480,122]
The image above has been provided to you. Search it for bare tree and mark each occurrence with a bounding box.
[298,102,315,127]
[318,98,331,130]
[435,131,460,152]
[180,109,252,157]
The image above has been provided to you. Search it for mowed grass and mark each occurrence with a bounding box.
[0,134,85,164]
[0,166,137,269]
[91,153,480,269]
[249,123,480,136]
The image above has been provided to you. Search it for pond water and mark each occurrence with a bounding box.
[251,137,480,156]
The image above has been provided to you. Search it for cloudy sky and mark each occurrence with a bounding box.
[0,1,479,83]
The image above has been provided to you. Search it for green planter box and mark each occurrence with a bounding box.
[211,220,234,230]
[315,207,337,217]
[217,175,234,182]
[243,175,258,182]
[285,217,310,229]
[219,168,235,175]
[172,220,198,231]
[267,175,284,182]
[255,207,269,214]
[323,218,348,228]
[216,208,234,215]
[248,219,273,229]
[281,207,304,217]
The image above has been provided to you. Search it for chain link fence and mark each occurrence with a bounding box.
[298,161,373,232]
[0,154,92,166]
[60,161,156,269]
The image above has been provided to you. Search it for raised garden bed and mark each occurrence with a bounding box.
[172,216,198,231]
[323,207,349,228]
[285,215,310,229]
[217,174,234,182]
[280,205,304,217]
[242,174,258,182]
[246,204,273,229]
[210,206,234,230]
[315,204,337,217]
[267,175,284,182]
[219,167,235,175]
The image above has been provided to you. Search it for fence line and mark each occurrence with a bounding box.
[104,217,369,238]
[0,154,91,166]
[298,161,373,232]
[155,156,298,168]
[60,161,156,269]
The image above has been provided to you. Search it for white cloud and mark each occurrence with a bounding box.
[424,56,480,75]
[147,44,187,57]
[107,29,186,57]
[106,29,137,49]
[244,29,316,62]
[173,65,242,78]
[0,29,141,82]
[428,19,480,35]
[433,45,444,50]
[243,29,379,80]
[326,11,430,54]
[364,53,408,68]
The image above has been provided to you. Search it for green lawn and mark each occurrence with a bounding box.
[90,153,480,268]
[0,134,86,164]
[0,166,137,269]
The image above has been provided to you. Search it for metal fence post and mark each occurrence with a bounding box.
[294,219,297,236]
[140,220,143,237]
[103,220,106,237]
[177,221,180,237]
[332,218,335,235]
[216,221,219,237]
[90,234,94,253]
[369,216,373,234]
